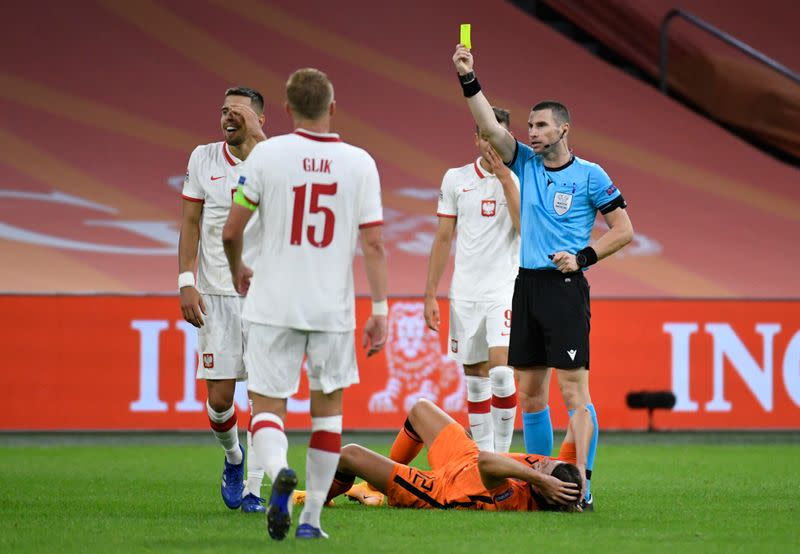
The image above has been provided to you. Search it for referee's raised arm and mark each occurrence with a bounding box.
[453,44,516,163]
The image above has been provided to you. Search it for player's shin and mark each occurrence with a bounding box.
[490,366,517,453]
[389,418,424,463]
[522,406,553,456]
[250,412,288,483]
[207,401,242,464]
[567,404,599,501]
[299,415,343,530]
[466,376,494,451]
[327,470,355,503]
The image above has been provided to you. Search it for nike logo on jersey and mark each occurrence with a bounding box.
[210,176,225,181]
[500,416,514,421]
[567,349,577,361]
[501,332,510,336]
[462,187,476,192]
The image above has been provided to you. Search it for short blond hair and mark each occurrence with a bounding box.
[286,68,333,120]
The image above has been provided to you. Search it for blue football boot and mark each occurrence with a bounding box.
[267,468,297,540]
[240,493,266,513]
[295,523,329,539]
[220,444,245,509]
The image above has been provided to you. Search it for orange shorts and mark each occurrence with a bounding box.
[386,423,492,510]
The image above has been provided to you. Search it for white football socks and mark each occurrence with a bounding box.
[490,366,517,453]
[466,375,494,451]
[250,412,288,484]
[207,401,242,464]
[299,415,342,530]
[244,429,264,498]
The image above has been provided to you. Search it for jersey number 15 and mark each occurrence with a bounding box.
[291,182,337,248]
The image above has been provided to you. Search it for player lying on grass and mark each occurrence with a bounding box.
[298,398,588,511]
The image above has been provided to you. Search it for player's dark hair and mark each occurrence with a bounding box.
[533,462,583,513]
[286,68,334,120]
[225,86,264,114]
[476,106,511,133]
[531,100,570,125]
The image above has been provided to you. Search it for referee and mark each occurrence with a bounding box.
[452,44,634,511]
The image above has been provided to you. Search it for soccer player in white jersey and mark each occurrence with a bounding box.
[178,87,267,513]
[222,68,388,541]
[424,107,520,454]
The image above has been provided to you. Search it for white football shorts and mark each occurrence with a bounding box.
[196,294,248,381]
[448,298,512,365]
[245,323,359,398]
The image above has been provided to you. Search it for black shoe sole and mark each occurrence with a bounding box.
[267,469,298,541]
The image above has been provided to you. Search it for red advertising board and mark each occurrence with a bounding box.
[2,296,798,430]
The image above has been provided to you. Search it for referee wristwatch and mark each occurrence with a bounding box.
[575,247,598,268]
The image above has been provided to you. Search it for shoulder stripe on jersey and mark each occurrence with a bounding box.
[436,212,456,219]
[181,194,204,203]
[473,160,485,179]
[358,220,383,229]
[222,143,237,166]
[294,130,342,143]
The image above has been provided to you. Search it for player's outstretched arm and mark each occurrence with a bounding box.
[477,451,580,506]
[423,217,456,331]
[360,225,388,357]
[453,45,516,162]
[222,201,255,295]
[484,145,520,233]
[178,199,206,327]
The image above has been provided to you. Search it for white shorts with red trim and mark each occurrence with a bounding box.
[448,298,512,365]
[196,294,247,381]
[245,323,358,398]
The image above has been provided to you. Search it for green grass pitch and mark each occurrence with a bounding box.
[1,433,798,553]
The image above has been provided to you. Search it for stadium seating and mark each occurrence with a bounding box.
[538,0,800,157]
[0,0,797,297]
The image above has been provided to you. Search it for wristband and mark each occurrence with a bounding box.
[575,247,598,268]
[178,271,195,289]
[372,299,389,316]
[458,71,481,97]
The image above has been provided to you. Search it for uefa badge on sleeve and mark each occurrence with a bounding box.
[450,339,458,353]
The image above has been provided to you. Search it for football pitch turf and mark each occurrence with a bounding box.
[1,432,798,553]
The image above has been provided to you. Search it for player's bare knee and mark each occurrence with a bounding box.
[340,444,358,463]
[408,398,435,423]
[205,380,235,411]
[463,362,490,378]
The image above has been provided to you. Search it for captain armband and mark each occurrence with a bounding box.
[233,186,258,211]
[599,194,627,214]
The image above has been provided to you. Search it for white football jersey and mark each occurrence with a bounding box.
[182,141,261,296]
[237,129,383,332]
[437,158,520,301]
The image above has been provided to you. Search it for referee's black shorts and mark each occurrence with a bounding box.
[508,268,590,370]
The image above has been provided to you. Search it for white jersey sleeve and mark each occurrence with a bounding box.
[182,146,205,202]
[238,151,263,207]
[436,169,458,218]
[358,154,383,227]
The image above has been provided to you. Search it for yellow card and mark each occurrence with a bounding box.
[460,23,471,49]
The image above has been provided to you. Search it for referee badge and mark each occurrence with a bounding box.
[553,192,573,215]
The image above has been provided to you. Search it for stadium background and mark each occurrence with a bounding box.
[1,0,798,432]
